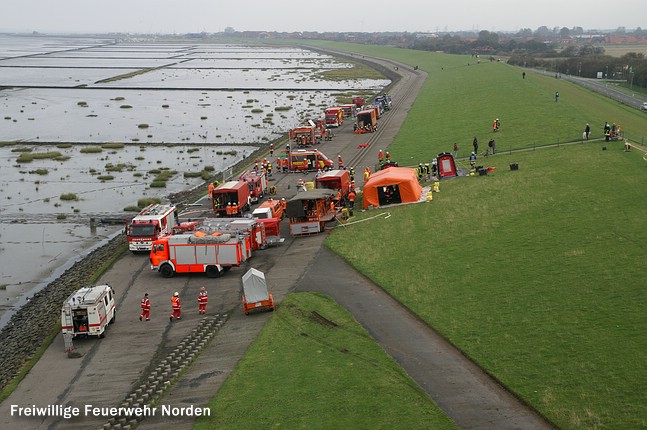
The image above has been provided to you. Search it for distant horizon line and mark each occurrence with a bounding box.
[0,27,643,37]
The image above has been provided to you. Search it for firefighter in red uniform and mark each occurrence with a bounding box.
[140,293,151,321]
[198,287,208,314]
[337,155,344,169]
[170,292,181,321]
[378,149,384,164]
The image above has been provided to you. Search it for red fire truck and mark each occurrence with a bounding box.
[126,204,178,253]
[239,170,268,203]
[211,180,252,216]
[150,232,251,278]
[324,107,344,127]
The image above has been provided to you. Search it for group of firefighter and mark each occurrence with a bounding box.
[139,287,208,322]
[603,121,621,141]
[210,193,243,217]
[253,158,273,176]
[353,122,376,134]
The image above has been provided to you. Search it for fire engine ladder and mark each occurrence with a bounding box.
[62,305,74,329]
[62,306,75,352]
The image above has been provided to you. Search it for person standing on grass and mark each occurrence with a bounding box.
[473,136,478,155]
[453,143,458,158]
[555,91,559,103]
[584,123,590,140]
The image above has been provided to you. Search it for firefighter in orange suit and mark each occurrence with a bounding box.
[198,287,208,315]
[170,292,181,321]
[348,190,356,208]
[140,293,150,321]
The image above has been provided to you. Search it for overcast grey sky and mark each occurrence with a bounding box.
[1,0,645,34]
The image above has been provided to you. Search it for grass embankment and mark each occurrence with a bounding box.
[196,293,457,430]
[211,41,647,429]
[328,144,647,429]
[313,42,647,429]
[305,40,647,163]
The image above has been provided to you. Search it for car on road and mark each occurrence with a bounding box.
[641,102,647,111]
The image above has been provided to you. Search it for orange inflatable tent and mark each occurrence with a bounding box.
[362,167,422,209]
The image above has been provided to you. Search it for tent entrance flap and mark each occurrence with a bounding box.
[362,167,422,209]
[377,185,402,206]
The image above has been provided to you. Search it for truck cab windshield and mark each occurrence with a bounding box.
[129,224,157,237]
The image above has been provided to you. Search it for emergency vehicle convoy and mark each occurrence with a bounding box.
[375,94,392,111]
[315,169,352,202]
[340,104,357,119]
[289,125,317,146]
[355,109,378,133]
[211,180,251,216]
[287,149,334,172]
[324,107,344,127]
[126,204,178,252]
[239,170,268,203]
[286,189,337,236]
[198,217,282,250]
[252,198,284,220]
[150,232,251,278]
[61,285,116,338]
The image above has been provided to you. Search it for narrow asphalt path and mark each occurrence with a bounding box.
[297,247,554,430]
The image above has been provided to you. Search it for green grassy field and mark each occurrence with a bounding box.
[196,293,458,430]
[327,144,647,429]
[201,41,647,429]
[602,44,647,57]
[316,43,647,429]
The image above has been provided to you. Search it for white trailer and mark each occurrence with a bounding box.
[61,285,116,338]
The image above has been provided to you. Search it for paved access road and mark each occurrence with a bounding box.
[0,49,553,430]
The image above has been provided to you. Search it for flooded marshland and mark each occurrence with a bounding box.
[0,35,390,321]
